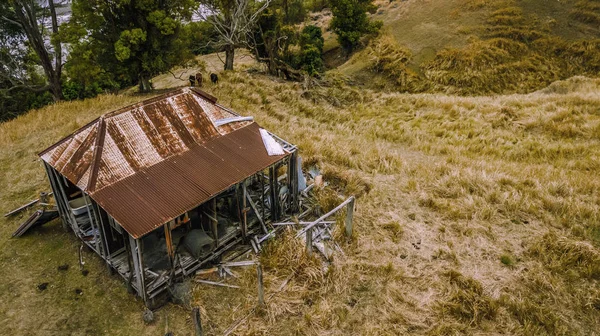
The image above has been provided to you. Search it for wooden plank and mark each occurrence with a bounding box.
[306,229,313,256]
[296,196,355,238]
[195,279,240,289]
[257,264,265,307]
[345,197,355,237]
[192,307,204,336]
[4,199,39,217]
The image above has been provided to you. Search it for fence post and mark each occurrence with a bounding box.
[345,197,355,237]
[257,264,265,307]
[192,307,203,336]
[306,228,313,256]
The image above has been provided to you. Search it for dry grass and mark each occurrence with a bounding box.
[339,0,600,95]
[1,69,600,334]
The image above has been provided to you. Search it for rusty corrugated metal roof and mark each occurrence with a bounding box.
[39,88,289,238]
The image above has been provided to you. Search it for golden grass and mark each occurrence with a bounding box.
[339,0,600,95]
[1,70,600,334]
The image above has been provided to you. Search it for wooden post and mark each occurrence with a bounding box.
[306,228,313,256]
[239,184,247,241]
[257,264,265,307]
[211,198,218,246]
[165,221,175,264]
[92,202,111,262]
[192,307,203,336]
[128,234,146,302]
[83,195,101,254]
[345,197,355,237]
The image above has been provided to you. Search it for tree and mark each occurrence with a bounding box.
[0,0,64,101]
[329,0,381,55]
[65,0,196,92]
[196,0,271,70]
[298,25,324,76]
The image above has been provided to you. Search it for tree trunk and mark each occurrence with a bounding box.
[48,0,62,101]
[11,0,63,101]
[224,45,235,71]
[139,75,152,92]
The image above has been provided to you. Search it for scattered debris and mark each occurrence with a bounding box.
[195,279,240,289]
[74,288,83,295]
[37,282,48,291]
[81,269,89,276]
[57,264,69,271]
[12,209,59,237]
[142,308,154,324]
[3,192,54,217]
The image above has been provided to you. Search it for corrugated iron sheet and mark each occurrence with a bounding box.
[39,88,286,238]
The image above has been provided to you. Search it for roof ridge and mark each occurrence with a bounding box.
[86,116,106,192]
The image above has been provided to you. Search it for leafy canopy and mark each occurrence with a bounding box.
[63,0,196,91]
[330,0,381,54]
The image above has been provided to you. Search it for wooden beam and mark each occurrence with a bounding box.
[345,197,355,237]
[244,187,267,234]
[241,184,247,241]
[306,229,313,256]
[165,221,175,262]
[296,196,355,238]
[211,198,218,246]
[257,264,265,307]
[192,307,204,336]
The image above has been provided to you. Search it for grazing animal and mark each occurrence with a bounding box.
[195,73,203,87]
[210,73,218,84]
[188,75,196,87]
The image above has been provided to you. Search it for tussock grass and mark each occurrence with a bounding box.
[437,270,498,325]
[530,232,600,279]
[350,0,600,95]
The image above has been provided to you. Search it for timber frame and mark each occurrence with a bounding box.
[43,135,300,308]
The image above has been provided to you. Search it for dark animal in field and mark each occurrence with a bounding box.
[210,73,218,84]
[189,75,196,87]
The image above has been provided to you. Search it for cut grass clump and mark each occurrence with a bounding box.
[437,270,498,325]
[529,232,600,279]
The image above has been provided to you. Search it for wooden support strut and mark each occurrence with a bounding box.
[211,199,218,246]
[240,184,247,241]
[296,196,356,238]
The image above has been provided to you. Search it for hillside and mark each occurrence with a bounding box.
[322,0,600,94]
[1,72,600,334]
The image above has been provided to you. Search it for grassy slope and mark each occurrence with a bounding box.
[332,0,600,94]
[1,70,600,334]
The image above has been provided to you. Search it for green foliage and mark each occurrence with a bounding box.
[272,0,307,24]
[64,0,196,91]
[330,0,382,54]
[299,25,325,75]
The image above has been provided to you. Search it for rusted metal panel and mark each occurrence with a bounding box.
[39,88,291,239]
[91,123,288,238]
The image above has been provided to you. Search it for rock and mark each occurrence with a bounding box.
[142,308,154,324]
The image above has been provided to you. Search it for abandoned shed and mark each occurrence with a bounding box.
[38,88,301,306]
